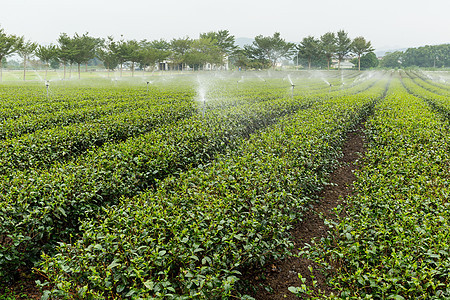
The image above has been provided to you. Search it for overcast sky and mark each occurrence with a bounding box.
[1,0,449,51]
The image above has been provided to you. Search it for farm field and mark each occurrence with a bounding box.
[0,70,449,299]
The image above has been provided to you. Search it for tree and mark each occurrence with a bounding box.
[380,51,403,68]
[138,40,170,72]
[17,39,38,81]
[170,37,192,70]
[351,52,378,69]
[97,36,118,76]
[200,30,237,69]
[109,37,140,76]
[124,40,140,76]
[149,39,171,70]
[200,30,237,55]
[297,36,321,69]
[336,30,352,70]
[351,36,374,71]
[66,33,102,79]
[184,37,222,70]
[245,32,294,69]
[229,48,251,70]
[57,33,76,79]
[320,32,337,70]
[78,33,102,73]
[243,43,271,69]
[0,28,22,82]
[35,44,57,80]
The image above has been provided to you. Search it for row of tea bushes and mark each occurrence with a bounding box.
[0,102,195,174]
[37,83,387,299]
[409,70,450,92]
[403,71,450,97]
[297,79,450,298]
[401,74,450,120]
[0,75,380,175]
[0,90,193,140]
[0,89,326,280]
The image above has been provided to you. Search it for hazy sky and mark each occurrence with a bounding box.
[1,0,449,51]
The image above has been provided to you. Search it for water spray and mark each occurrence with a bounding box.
[45,81,50,98]
[287,75,295,99]
[202,97,206,118]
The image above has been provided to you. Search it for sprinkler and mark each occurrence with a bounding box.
[287,75,295,99]
[329,83,332,93]
[146,81,150,92]
[202,98,206,118]
[45,81,50,98]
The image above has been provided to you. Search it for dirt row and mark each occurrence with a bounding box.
[250,125,366,299]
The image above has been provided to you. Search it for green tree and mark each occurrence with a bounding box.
[97,36,118,76]
[200,30,237,55]
[229,48,251,69]
[124,40,140,76]
[149,39,171,69]
[50,58,60,70]
[78,33,102,73]
[351,52,378,69]
[35,44,57,80]
[170,37,192,70]
[0,28,22,82]
[336,30,352,70]
[67,33,101,79]
[351,36,374,71]
[297,36,321,69]
[109,37,140,76]
[380,51,403,68]
[245,32,294,69]
[320,32,337,70]
[400,44,449,68]
[200,30,237,69]
[17,39,38,81]
[184,37,222,70]
[57,33,76,79]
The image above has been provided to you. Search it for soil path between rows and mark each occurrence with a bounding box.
[250,125,366,299]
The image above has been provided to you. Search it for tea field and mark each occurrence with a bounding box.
[0,70,449,299]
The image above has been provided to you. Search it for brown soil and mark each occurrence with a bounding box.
[0,273,43,299]
[249,126,366,299]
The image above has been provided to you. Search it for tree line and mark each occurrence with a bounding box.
[380,44,449,69]
[0,27,376,81]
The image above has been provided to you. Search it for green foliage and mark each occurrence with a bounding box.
[380,51,403,68]
[350,52,379,69]
[351,36,374,71]
[36,79,388,299]
[336,30,352,69]
[320,32,337,70]
[244,32,294,69]
[297,76,450,299]
[1,77,344,281]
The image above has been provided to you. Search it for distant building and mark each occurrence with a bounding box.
[332,59,355,69]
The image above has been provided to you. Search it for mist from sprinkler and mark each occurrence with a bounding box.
[287,75,296,98]
[45,81,50,98]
